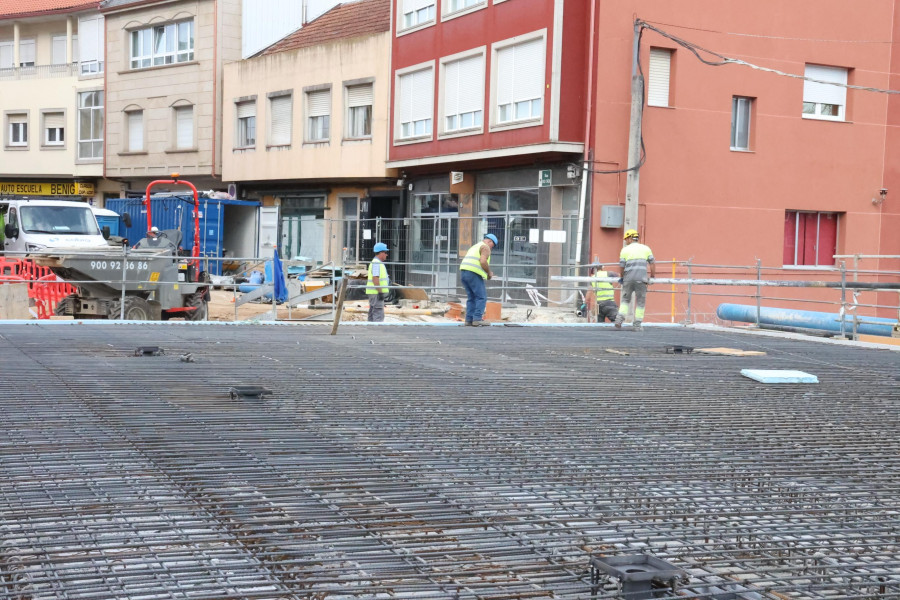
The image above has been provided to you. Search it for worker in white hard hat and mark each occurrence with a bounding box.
[614,229,656,330]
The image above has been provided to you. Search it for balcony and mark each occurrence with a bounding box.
[0,62,103,81]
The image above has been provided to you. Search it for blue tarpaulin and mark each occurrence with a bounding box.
[272,249,288,303]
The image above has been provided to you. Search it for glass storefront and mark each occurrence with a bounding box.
[478,188,539,282]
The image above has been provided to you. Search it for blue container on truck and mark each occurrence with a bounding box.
[107,195,259,275]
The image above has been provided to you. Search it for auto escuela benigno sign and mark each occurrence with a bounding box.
[0,181,95,196]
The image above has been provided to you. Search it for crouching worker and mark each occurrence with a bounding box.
[590,265,618,323]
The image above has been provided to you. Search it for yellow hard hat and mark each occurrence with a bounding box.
[624,229,639,239]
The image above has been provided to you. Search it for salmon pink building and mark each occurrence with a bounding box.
[587,1,900,321]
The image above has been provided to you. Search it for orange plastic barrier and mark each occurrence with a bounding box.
[0,258,76,319]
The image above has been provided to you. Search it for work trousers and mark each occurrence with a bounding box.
[367,295,385,322]
[460,269,487,323]
[596,300,618,323]
[617,280,648,323]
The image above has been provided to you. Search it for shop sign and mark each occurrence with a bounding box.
[538,170,552,187]
[0,181,95,196]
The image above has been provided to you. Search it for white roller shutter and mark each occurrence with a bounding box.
[404,0,432,13]
[347,84,373,108]
[307,89,330,118]
[19,39,35,65]
[269,95,292,145]
[176,106,193,148]
[0,41,12,69]
[803,64,847,107]
[513,38,543,103]
[9,113,26,125]
[399,68,433,126]
[446,55,484,118]
[52,36,67,65]
[127,111,143,151]
[44,112,64,129]
[236,101,255,119]
[648,48,671,107]
[78,15,103,65]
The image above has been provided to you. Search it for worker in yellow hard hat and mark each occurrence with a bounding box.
[614,229,656,330]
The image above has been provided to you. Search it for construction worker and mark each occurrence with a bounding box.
[459,233,497,326]
[614,229,656,330]
[590,265,618,323]
[366,242,390,322]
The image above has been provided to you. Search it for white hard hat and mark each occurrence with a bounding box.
[150,226,159,233]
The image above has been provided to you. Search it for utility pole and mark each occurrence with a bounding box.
[624,20,644,235]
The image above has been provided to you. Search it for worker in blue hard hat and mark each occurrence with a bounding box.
[366,242,390,322]
[459,233,497,326]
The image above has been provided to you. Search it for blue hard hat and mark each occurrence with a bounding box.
[484,233,499,246]
[373,242,389,253]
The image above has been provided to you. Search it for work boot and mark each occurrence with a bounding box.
[614,316,624,329]
[471,320,488,327]
[633,321,642,331]
[465,320,474,326]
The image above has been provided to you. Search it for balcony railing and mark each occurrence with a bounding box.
[0,62,103,81]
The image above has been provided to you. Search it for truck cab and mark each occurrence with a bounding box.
[1,199,110,254]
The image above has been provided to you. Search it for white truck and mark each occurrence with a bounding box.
[1,198,111,254]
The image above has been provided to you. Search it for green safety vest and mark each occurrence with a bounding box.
[366,257,389,294]
[591,271,615,302]
[459,242,490,279]
[619,242,654,282]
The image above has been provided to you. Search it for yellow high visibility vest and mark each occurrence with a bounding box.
[459,242,490,279]
[591,271,615,302]
[366,257,389,294]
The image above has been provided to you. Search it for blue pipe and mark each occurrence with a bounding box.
[717,303,895,337]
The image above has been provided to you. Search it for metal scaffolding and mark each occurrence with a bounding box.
[0,323,898,599]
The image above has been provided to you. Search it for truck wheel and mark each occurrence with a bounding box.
[185,292,208,321]
[108,297,153,320]
[54,294,76,317]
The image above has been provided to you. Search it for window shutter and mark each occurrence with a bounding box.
[444,60,460,118]
[496,45,514,106]
[446,55,483,116]
[236,101,255,119]
[307,89,330,118]
[803,65,847,106]
[52,36,67,65]
[176,106,193,148]
[270,95,292,145]
[648,48,671,107]
[404,0,432,13]
[19,39,36,65]
[399,73,414,124]
[411,69,433,123]
[127,111,143,150]
[45,113,64,129]
[0,41,12,69]
[512,38,543,103]
[9,113,26,125]
[347,84,373,108]
[78,15,102,64]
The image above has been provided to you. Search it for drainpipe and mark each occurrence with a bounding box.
[575,0,597,267]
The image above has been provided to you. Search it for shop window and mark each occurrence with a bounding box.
[784,211,839,267]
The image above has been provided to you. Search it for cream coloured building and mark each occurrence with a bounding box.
[101,0,242,192]
[222,0,399,267]
[0,1,118,205]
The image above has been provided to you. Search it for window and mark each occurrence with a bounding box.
[478,188,539,281]
[77,91,103,159]
[235,100,256,148]
[446,0,484,13]
[401,0,435,29]
[130,20,193,69]
[19,39,35,67]
[174,105,193,149]
[648,47,672,107]
[0,41,12,69]
[126,110,143,151]
[43,112,65,146]
[410,194,459,278]
[443,54,484,133]
[341,197,359,263]
[306,89,331,142]
[345,83,373,139]
[268,94,292,146]
[78,14,103,74]
[495,37,544,124]
[52,36,67,65]
[803,64,847,121]
[784,211,839,267]
[397,67,433,139]
[731,96,752,151]
[8,114,28,147]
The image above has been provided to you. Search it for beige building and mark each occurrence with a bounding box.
[222,0,398,267]
[0,1,118,205]
[101,0,242,192]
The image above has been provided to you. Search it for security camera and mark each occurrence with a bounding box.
[880,188,888,196]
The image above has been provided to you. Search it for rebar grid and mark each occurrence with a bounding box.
[1,324,898,600]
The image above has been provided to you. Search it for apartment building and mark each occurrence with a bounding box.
[387,0,591,300]
[0,0,118,205]
[586,0,900,320]
[100,0,242,193]
[222,0,396,268]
